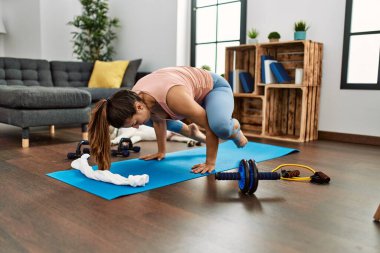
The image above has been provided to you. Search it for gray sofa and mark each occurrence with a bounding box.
[0,57,142,147]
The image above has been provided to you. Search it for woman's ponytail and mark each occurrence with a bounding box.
[88,89,143,170]
[88,99,111,170]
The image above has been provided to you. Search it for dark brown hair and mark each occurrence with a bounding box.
[88,90,142,170]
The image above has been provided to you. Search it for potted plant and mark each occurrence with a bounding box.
[247,28,259,44]
[268,32,280,42]
[201,65,211,71]
[294,20,310,40]
[68,0,120,61]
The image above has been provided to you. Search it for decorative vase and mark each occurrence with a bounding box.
[294,31,306,40]
[247,38,258,44]
[269,38,279,43]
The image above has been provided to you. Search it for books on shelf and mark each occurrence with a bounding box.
[270,62,291,83]
[264,59,277,84]
[260,55,273,83]
[229,70,255,93]
[261,54,292,84]
[239,72,254,93]
[227,50,255,93]
[228,69,243,93]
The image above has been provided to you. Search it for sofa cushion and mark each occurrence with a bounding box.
[79,87,124,103]
[50,59,142,89]
[50,61,94,88]
[0,107,91,128]
[0,86,91,109]
[0,57,53,87]
[0,106,91,128]
[121,59,142,89]
[88,60,129,88]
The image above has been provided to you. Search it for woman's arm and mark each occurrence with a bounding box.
[153,119,167,155]
[139,118,167,160]
[166,86,219,173]
[194,122,219,173]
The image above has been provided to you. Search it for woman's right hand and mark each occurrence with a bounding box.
[139,152,166,161]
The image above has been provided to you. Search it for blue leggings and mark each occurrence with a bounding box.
[145,73,237,139]
[144,119,183,133]
[203,73,236,139]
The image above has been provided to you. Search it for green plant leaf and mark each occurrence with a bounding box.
[268,31,281,39]
[68,0,120,61]
[294,20,310,31]
[247,28,259,39]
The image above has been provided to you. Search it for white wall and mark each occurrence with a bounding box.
[1,0,80,60]
[0,0,378,137]
[109,0,178,71]
[40,0,81,61]
[176,0,191,66]
[2,0,41,58]
[0,0,4,56]
[247,0,380,137]
[0,0,177,69]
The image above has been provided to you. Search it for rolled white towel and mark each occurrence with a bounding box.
[71,154,149,187]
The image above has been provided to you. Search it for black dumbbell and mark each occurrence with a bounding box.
[111,137,141,157]
[67,140,90,159]
[215,159,281,195]
[187,140,202,147]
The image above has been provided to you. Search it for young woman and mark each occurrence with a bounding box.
[88,66,248,173]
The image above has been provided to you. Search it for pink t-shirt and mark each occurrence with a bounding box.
[132,66,213,120]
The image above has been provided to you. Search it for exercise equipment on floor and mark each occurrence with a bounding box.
[67,140,90,159]
[271,164,330,184]
[215,159,280,195]
[67,138,141,159]
[187,140,202,147]
[215,160,330,195]
[111,137,141,157]
[49,141,298,200]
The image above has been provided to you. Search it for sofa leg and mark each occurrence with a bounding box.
[50,125,55,136]
[22,127,30,148]
[81,123,88,140]
[374,204,380,221]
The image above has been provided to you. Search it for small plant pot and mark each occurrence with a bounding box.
[294,31,306,40]
[247,38,258,44]
[269,38,279,42]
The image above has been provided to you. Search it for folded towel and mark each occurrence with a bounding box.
[71,154,149,187]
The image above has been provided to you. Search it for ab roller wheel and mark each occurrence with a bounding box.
[215,159,280,195]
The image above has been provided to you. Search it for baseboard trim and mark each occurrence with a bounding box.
[318,131,380,146]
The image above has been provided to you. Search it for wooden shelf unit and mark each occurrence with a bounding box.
[226,40,323,142]
[233,95,264,136]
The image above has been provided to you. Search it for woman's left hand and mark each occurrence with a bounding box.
[139,152,166,161]
[191,163,215,174]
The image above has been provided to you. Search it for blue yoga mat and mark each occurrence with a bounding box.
[47,141,298,200]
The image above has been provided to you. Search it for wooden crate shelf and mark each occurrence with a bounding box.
[233,96,264,136]
[225,44,257,95]
[226,40,323,143]
[233,93,264,98]
[256,40,323,89]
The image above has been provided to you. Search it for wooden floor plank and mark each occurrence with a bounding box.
[0,123,379,253]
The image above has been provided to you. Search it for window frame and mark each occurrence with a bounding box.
[341,0,380,90]
[190,0,247,72]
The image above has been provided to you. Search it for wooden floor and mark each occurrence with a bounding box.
[0,123,379,253]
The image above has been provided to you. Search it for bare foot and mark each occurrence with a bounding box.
[189,123,206,143]
[236,129,248,148]
[231,119,248,148]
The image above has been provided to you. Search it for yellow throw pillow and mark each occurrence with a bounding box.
[88,60,129,88]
